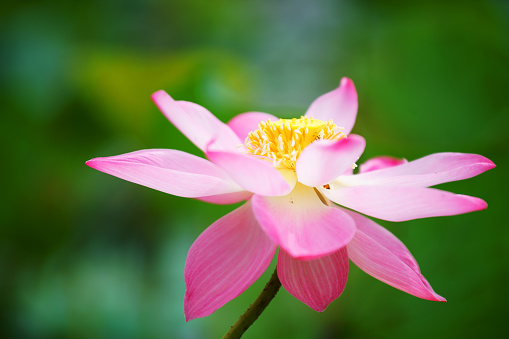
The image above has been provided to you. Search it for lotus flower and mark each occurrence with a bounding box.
[86,78,495,320]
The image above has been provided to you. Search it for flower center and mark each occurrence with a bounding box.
[245,116,345,169]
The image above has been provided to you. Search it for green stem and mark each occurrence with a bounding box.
[222,267,282,339]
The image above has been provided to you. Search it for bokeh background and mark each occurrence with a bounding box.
[1,0,508,338]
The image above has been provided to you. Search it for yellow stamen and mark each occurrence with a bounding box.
[245,116,346,169]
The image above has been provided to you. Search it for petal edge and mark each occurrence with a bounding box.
[345,210,446,302]
[296,134,366,187]
[86,149,244,198]
[325,185,487,222]
[278,247,349,311]
[252,184,356,259]
[184,201,277,320]
[305,77,358,135]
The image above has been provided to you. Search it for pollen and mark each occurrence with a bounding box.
[245,116,346,169]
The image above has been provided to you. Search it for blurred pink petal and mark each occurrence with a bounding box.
[305,77,358,135]
[228,112,279,141]
[184,201,276,321]
[341,152,495,187]
[359,156,408,173]
[86,149,244,199]
[251,184,356,259]
[345,210,445,301]
[325,185,487,222]
[296,134,365,187]
[151,90,240,152]
[197,191,253,204]
[278,247,349,312]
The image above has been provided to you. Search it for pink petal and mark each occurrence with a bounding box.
[340,152,495,187]
[305,77,358,135]
[86,149,245,199]
[296,134,366,187]
[227,112,279,141]
[251,184,356,259]
[206,147,295,196]
[197,191,253,205]
[324,185,487,222]
[184,201,276,321]
[277,247,349,312]
[359,156,408,173]
[345,210,445,301]
[151,90,241,152]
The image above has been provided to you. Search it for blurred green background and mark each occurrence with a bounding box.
[1,0,507,338]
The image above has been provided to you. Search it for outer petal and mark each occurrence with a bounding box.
[359,156,408,173]
[278,247,349,312]
[86,149,245,199]
[324,185,487,222]
[184,201,277,321]
[196,191,253,205]
[251,183,356,259]
[345,210,445,301]
[227,112,279,141]
[206,147,295,196]
[339,152,495,187]
[305,77,358,135]
[296,134,366,187]
[151,90,241,152]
